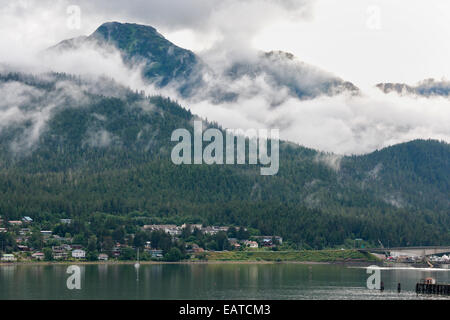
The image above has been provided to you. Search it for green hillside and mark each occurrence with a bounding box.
[0,72,448,248]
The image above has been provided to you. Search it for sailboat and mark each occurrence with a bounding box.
[134,248,140,269]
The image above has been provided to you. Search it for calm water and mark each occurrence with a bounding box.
[1,263,450,300]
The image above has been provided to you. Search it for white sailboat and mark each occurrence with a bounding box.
[134,248,140,269]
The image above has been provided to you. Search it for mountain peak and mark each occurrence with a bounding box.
[90,22,199,87]
[91,21,161,43]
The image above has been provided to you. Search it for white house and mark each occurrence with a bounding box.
[40,230,52,237]
[1,254,17,262]
[32,252,45,261]
[98,253,108,261]
[22,216,33,223]
[72,249,86,259]
[244,240,259,248]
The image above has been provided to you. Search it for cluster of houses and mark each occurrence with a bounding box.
[1,216,283,263]
[0,216,96,262]
[1,247,90,262]
[142,223,283,250]
[0,216,35,233]
[142,224,230,236]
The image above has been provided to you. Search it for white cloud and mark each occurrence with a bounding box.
[179,86,450,154]
[0,0,449,155]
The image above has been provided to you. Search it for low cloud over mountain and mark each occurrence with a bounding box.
[377,79,450,98]
[0,0,449,155]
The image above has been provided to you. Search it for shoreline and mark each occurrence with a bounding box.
[0,259,378,267]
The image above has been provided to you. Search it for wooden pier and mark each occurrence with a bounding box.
[416,283,450,295]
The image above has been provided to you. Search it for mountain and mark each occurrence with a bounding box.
[0,71,448,248]
[343,139,450,212]
[223,50,359,102]
[376,79,450,97]
[50,22,203,96]
[50,22,359,102]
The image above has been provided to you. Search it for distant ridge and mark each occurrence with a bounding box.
[50,21,360,102]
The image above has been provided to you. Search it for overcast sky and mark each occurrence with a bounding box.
[2,0,450,85]
[0,0,449,154]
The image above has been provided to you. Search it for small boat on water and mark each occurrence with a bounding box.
[134,248,140,269]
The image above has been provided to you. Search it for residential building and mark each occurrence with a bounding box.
[62,244,72,251]
[254,236,283,245]
[149,249,163,258]
[19,228,31,235]
[244,240,259,248]
[1,254,16,262]
[143,224,181,236]
[202,226,229,235]
[52,246,68,260]
[22,216,33,223]
[32,252,45,261]
[181,223,203,230]
[72,249,86,259]
[40,230,52,237]
[191,244,205,253]
[98,253,108,261]
[8,220,22,226]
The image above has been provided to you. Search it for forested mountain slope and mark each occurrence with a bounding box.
[0,72,448,248]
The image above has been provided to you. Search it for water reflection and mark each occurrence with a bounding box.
[0,263,449,300]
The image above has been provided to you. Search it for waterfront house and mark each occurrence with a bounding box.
[149,249,163,258]
[52,246,68,260]
[1,254,16,262]
[112,246,121,258]
[53,251,68,260]
[32,252,45,261]
[191,244,205,253]
[112,250,120,258]
[98,253,108,261]
[72,249,86,259]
